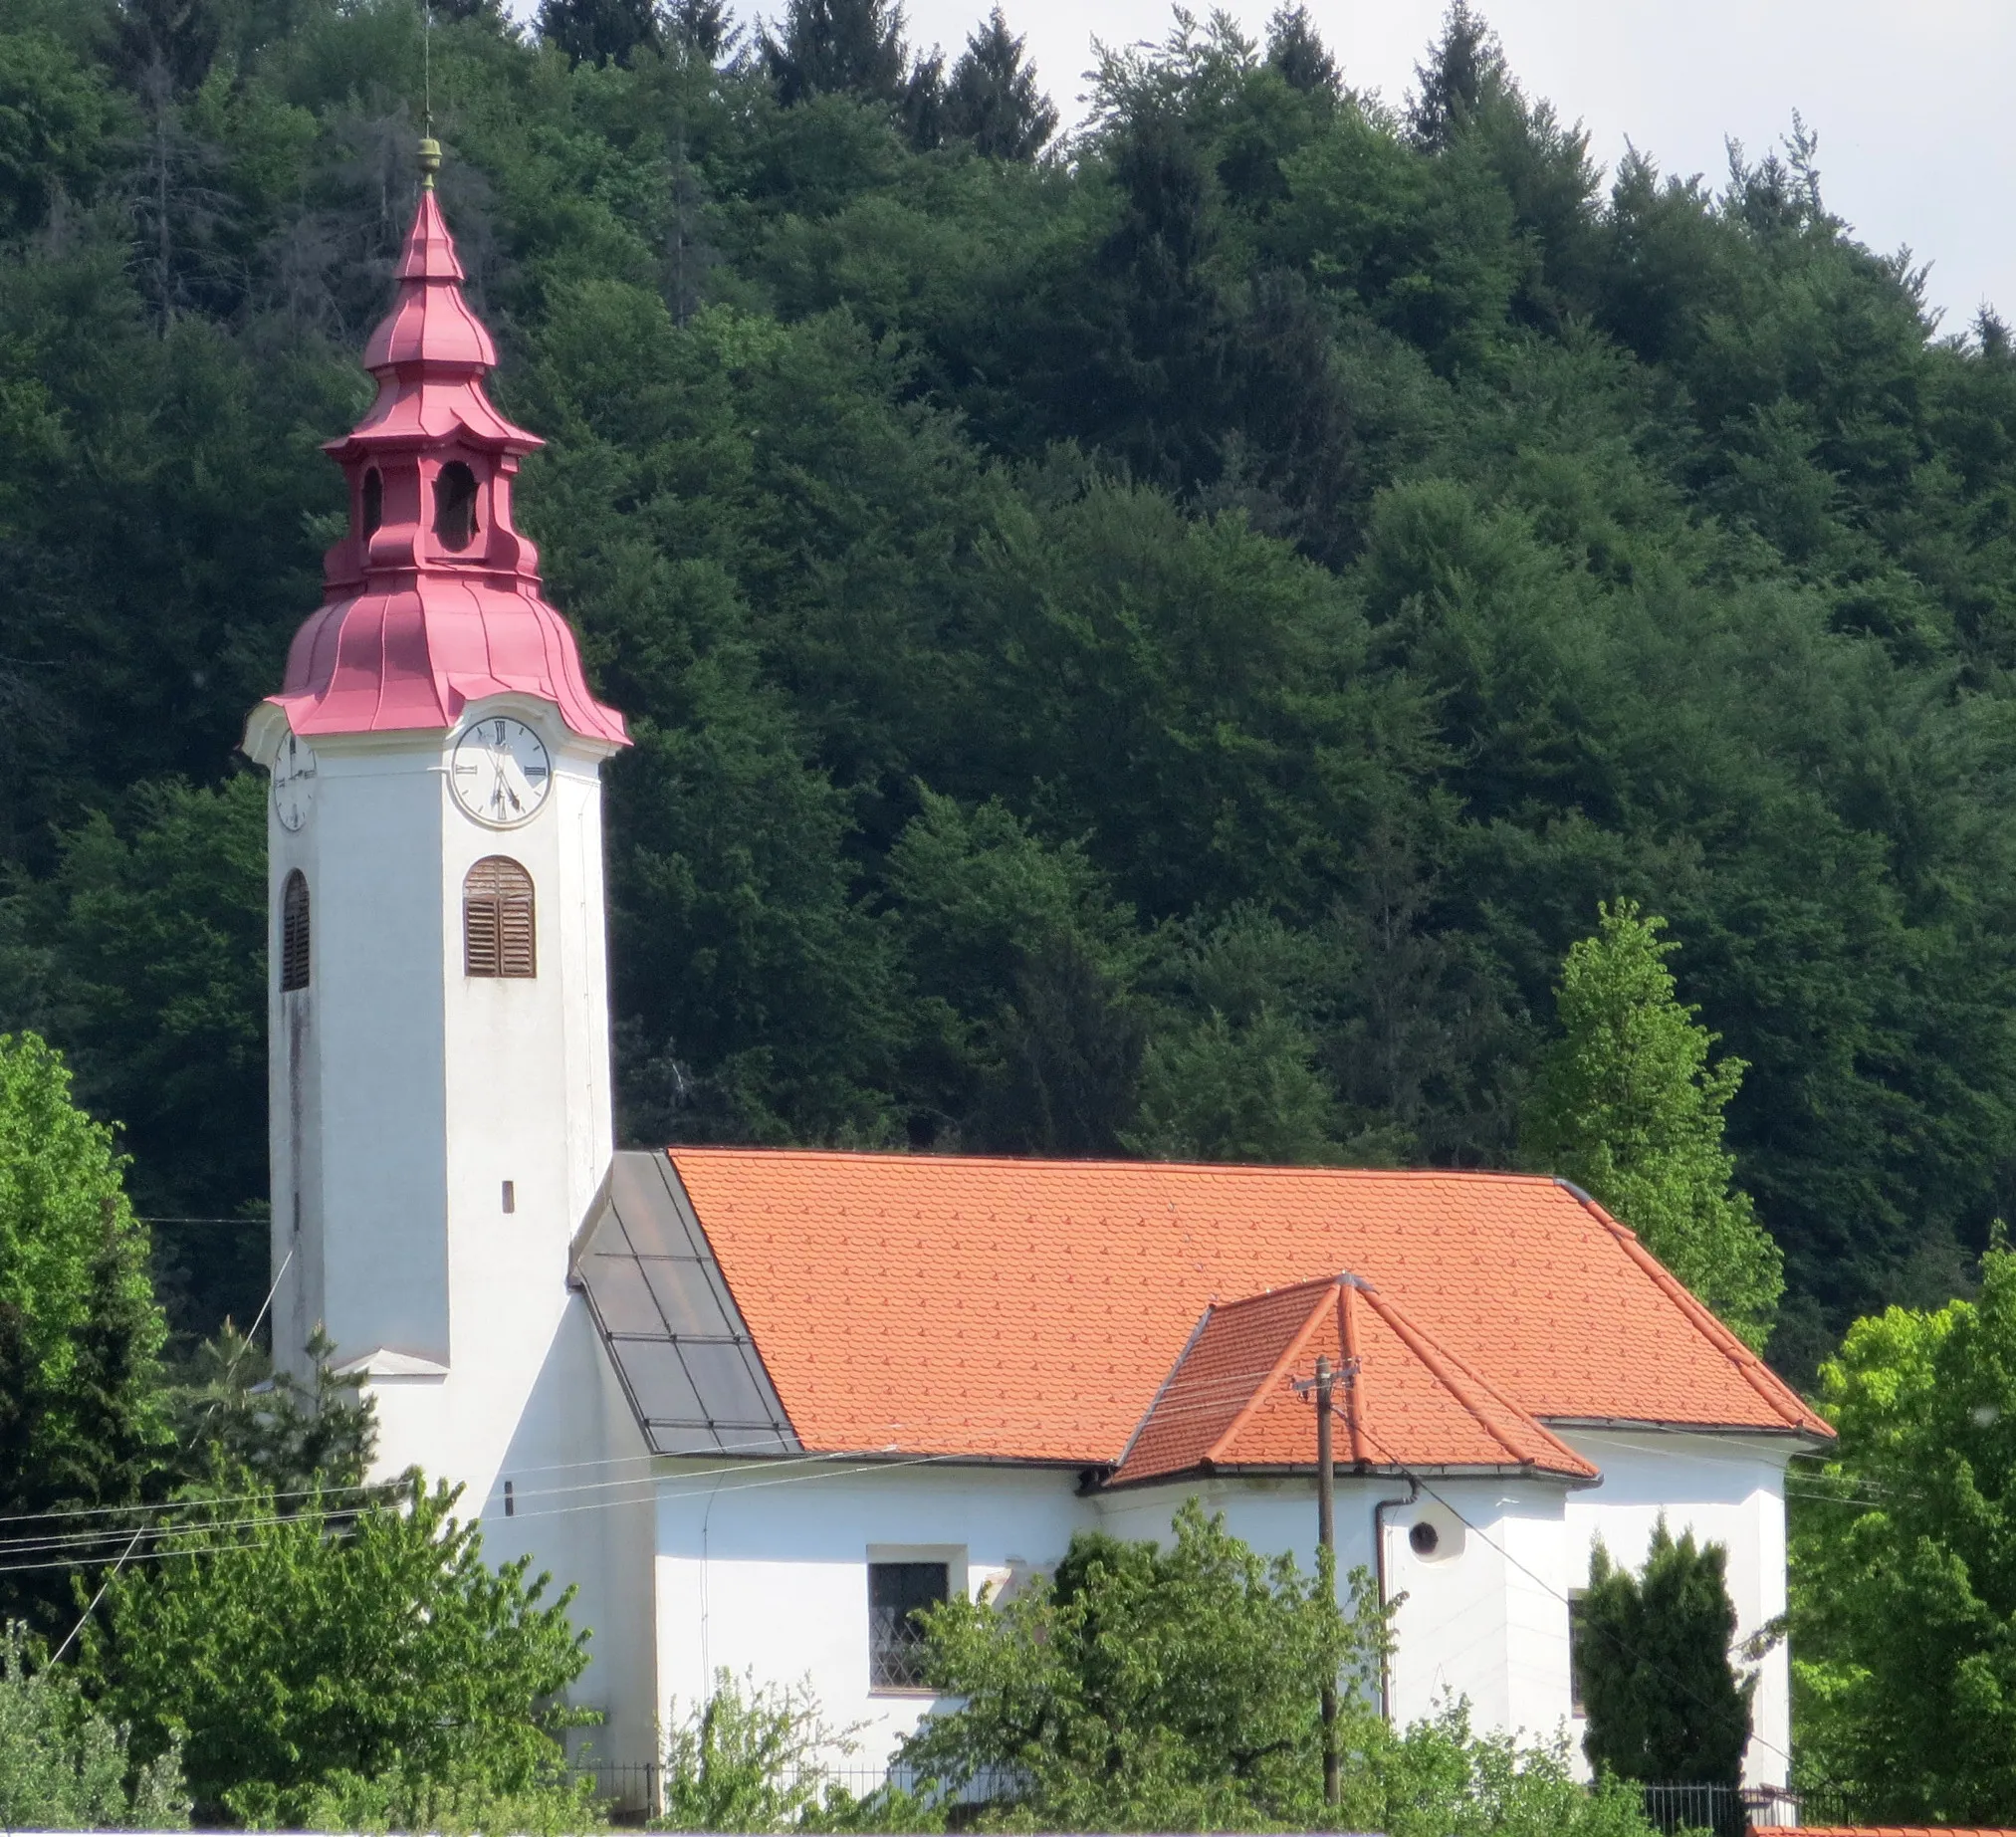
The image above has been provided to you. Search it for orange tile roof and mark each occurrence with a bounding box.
[664,1149,1830,1466]
[1792,1830,2016,1836]
[1110,1274,1599,1487]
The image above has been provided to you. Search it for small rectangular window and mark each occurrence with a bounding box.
[1568,1589,1588,1716]
[869,1561,948,1691]
[502,1180,516,1214]
[504,1480,515,1517]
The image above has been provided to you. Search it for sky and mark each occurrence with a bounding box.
[896,0,2016,336]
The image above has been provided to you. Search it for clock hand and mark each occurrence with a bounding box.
[497,752,535,811]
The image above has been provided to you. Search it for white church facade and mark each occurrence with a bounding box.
[241,154,1828,1797]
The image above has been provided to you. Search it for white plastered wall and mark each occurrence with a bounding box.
[1099,1474,1578,1742]
[1556,1427,1798,1790]
[654,1462,1088,1769]
[650,1445,1795,1785]
[256,695,638,1744]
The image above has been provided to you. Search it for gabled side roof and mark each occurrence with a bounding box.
[1110,1275,1600,1489]
[658,1149,1828,1465]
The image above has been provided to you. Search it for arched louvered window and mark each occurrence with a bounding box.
[280,870,311,993]
[464,856,536,978]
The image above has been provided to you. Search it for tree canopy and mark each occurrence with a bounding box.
[1522,901,1784,1349]
[1576,1521,1753,1790]
[0,1033,171,1639]
[2,0,2014,1378]
[85,1477,596,1829]
[1791,1243,2016,1819]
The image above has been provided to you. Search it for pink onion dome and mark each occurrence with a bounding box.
[260,142,627,750]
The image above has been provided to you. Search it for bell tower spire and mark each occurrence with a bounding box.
[242,153,627,1493]
[250,144,623,750]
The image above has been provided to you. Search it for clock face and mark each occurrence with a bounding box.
[272,732,317,832]
[450,716,553,827]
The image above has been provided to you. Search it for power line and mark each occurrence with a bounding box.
[0,1443,958,1578]
[1346,1414,1799,1775]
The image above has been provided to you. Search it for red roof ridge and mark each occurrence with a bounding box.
[1553,1181,1830,1439]
[1349,1279,1598,1479]
[666,1144,1563,1187]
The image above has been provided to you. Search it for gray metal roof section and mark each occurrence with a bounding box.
[571,1150,800,1458]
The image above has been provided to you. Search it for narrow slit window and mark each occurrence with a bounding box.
[465,855,535,978]
[361,467,383,537]
[280,870,311,992]
[1568,1589,1588,1716]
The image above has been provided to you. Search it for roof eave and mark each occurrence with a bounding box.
[1099,1457,1600,1493]
[1542,1414,1836,1446]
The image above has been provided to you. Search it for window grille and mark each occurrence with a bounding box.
[868,1561,947,1690]
[465,855,536,978]
[280,870,311,992]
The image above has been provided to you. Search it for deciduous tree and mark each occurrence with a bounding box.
[1522,901,1784,1351]
[1791,1245,2016,1819]
[87,1478,596,1828]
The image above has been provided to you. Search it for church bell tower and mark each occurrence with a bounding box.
[242,141,629,1491]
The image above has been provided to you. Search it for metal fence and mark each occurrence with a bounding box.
[571,1760,1020,1823]
[579,1765,1869,1832]
[1641,1779,1867,1833]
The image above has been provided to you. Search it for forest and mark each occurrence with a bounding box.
[4,0,2016,1384]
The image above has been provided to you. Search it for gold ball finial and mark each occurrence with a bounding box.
[418,136,442,188]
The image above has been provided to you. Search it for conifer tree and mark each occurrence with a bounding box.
[1263,4,1339,100]
[1406,0,1502,149]
[764,0,909,108]
[943,8,1057,159]
[667,0,733,61]
[1521,902,1784,1351]
[1576,1520,1754,1793]
[538,0,660,67]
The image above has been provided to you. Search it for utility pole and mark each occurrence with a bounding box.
[1315,1353,1338,1810]
[1297,1313,1358,1813]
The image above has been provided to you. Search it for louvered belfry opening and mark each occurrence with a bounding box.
[280,870,311,992]
[465,855,536,978]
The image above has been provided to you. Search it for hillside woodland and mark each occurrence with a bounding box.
[4,0,2016,1379]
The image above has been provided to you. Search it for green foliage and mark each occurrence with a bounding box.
[1369,1703,1657,1837]
[894,1505,1657,1832]
[1790,1245,2016,1819]
[172,1323,376,1495]
[899,1502,1383,1829]
[0,1624,189,1832]
[0,776,271,1332]
[1575,1519,1754,1788]
[85,1477,596,1827]
[6,0,2016,1377]
[1523,902,1784,1350]
[1129,1007,1339,1163]
[943,10,1055,161]
[0,1032,170,1639]
[654,1669,869,1832]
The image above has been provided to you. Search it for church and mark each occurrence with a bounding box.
[240,148,1826,1797]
